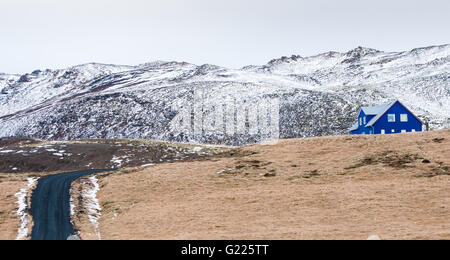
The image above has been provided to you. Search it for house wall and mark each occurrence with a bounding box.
[350,111,376,135]
[373,102,423,134]
[350,110,366,134]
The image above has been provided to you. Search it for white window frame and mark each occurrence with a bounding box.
[412,129,416,132]
[381,129,385,134]
[387,114,395,122]
[401,129,406,133]
[359,118,362,126]
[400,114,408,122]
[363,117,366,124]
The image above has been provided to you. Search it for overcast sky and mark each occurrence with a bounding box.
[1,0,449,74]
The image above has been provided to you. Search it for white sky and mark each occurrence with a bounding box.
[1,0,449,74]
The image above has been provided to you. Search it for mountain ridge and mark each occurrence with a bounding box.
[0,44,448,145]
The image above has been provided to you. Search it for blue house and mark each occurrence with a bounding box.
[349,100,424,135]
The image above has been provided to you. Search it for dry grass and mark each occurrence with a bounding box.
[0,180,25,240]
[0,171,64,240]
[0,137,236,173]
[88,130,450,240]
[1,131,449,240]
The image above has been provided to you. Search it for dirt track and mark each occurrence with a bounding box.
[0,138,235,240]
[30,169,113,240]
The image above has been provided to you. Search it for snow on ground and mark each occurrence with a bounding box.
[70,195,75,219]
[111,155,123,168]
[15,177,39,240]
[83,176,102,240]
[193,147,203,153]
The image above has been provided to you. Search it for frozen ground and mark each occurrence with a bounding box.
[0,138,237,173]
[15,177,38,240]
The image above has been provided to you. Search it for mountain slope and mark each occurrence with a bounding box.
[0,45,448,145]
[0,63,134,117]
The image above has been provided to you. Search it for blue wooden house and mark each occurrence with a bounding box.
[349,100,424,135]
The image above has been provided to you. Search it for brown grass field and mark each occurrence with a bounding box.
[1,130,449,240]
[86,130,449,240]
[0,172,53,240]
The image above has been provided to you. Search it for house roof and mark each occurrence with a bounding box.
[365,100,397,126]
[361,101,396,116]
[348,100,397,132]
[349,121,359,131]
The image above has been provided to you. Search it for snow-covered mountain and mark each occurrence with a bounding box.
[0,45,449,145]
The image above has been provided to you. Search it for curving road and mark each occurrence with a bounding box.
[30,169,112,240]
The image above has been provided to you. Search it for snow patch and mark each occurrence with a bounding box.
[111,155,123,168]
[15,177,39,240]
[69,196,75,219]
[193,147,203,153]
[83,176,102,240]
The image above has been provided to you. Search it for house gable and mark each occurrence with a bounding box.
[370,101,423,134]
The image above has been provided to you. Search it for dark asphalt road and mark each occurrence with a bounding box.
[30,169,113,240]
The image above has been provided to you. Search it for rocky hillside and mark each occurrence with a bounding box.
[0,45,449,145]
